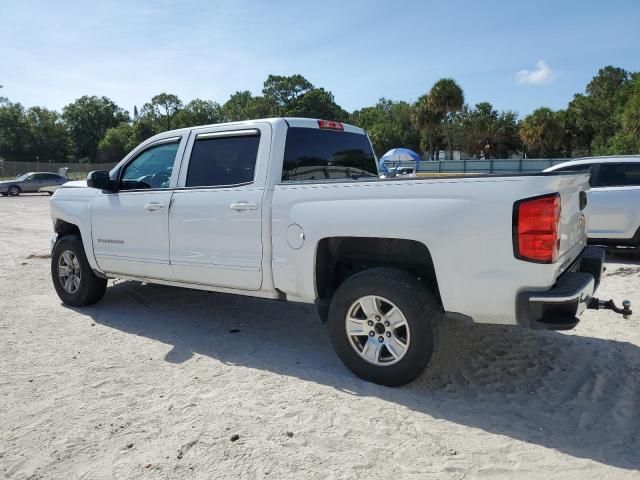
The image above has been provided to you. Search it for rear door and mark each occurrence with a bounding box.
[43,173,66,187]
[168,123,271,290]
[588,162,640,239]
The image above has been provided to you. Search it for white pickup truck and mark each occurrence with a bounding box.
[49,118,630,386]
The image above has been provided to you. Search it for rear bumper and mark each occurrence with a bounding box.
[516,246,605,330]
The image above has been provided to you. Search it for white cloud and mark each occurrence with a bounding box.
[516,60,555,85]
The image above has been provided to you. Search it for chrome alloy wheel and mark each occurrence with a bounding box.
[345,295,410,366]
[58,250,81,294]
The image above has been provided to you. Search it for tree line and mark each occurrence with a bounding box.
[0,66,638,165]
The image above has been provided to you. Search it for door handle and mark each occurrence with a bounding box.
[144,202,165,212]
[230,202,258,211]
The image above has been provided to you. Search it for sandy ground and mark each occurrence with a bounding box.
[1,194,639,480]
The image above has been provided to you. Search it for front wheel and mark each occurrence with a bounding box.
[328,268,441,386]
[51,235,107,306]
[7,185,20,196]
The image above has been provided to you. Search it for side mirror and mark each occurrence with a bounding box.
[87,170,115,191]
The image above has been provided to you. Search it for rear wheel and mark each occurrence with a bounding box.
[8,185,20,196]
[328,267,440,386]
[51,235,107,306]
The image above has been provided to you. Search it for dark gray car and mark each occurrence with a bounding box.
[0,172,68,196]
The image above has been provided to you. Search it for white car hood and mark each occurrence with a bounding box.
[58,180,87,188]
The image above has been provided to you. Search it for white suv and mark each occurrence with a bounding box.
[545,156,640,248]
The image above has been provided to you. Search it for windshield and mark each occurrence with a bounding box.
[282,127,378,181]
[16,173,30,181]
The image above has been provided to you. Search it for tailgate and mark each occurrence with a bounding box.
[552,172,590,273]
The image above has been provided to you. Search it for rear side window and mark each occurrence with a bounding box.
[186,133,260,187]
[593,163,640,187]
[282,127,378,181]
[32,173,58,180]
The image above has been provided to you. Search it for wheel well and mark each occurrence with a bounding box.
[315,237,441,310]
[54,219,81,238]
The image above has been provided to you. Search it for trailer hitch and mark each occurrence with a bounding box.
[588,298,632,319]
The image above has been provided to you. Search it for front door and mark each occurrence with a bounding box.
[91,136,186,279]
[21,174,43,192]
[169,125,270,290]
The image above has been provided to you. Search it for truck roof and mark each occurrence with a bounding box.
[144,117,366,143]
[545,155,640,171]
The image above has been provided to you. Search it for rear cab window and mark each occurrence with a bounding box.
[282,127,378,182]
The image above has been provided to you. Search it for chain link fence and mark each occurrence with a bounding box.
[417,158,571,174]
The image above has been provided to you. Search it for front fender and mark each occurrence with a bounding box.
[50,188,100,271]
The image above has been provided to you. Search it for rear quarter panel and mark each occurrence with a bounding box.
[271,174,588,325]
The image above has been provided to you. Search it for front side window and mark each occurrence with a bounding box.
[282,127,378,181]
[593,163,640,187]
[185,134,260,187]
[120,141,180,190]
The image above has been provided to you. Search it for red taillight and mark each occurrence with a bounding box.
[513,193,561,263]
[317,120,343,130]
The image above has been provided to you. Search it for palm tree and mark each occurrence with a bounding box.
[411,95,442,160]
[428,79,465,160]
[519,107,563,158]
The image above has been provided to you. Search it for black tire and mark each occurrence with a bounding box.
[328,267,441,387]
[7,185,21,196]
[51,235,107,306]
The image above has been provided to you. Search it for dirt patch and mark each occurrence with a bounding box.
[606,266,640,277]
[27,253,51,259]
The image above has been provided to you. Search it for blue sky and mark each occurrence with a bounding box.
[1,0,639,117]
